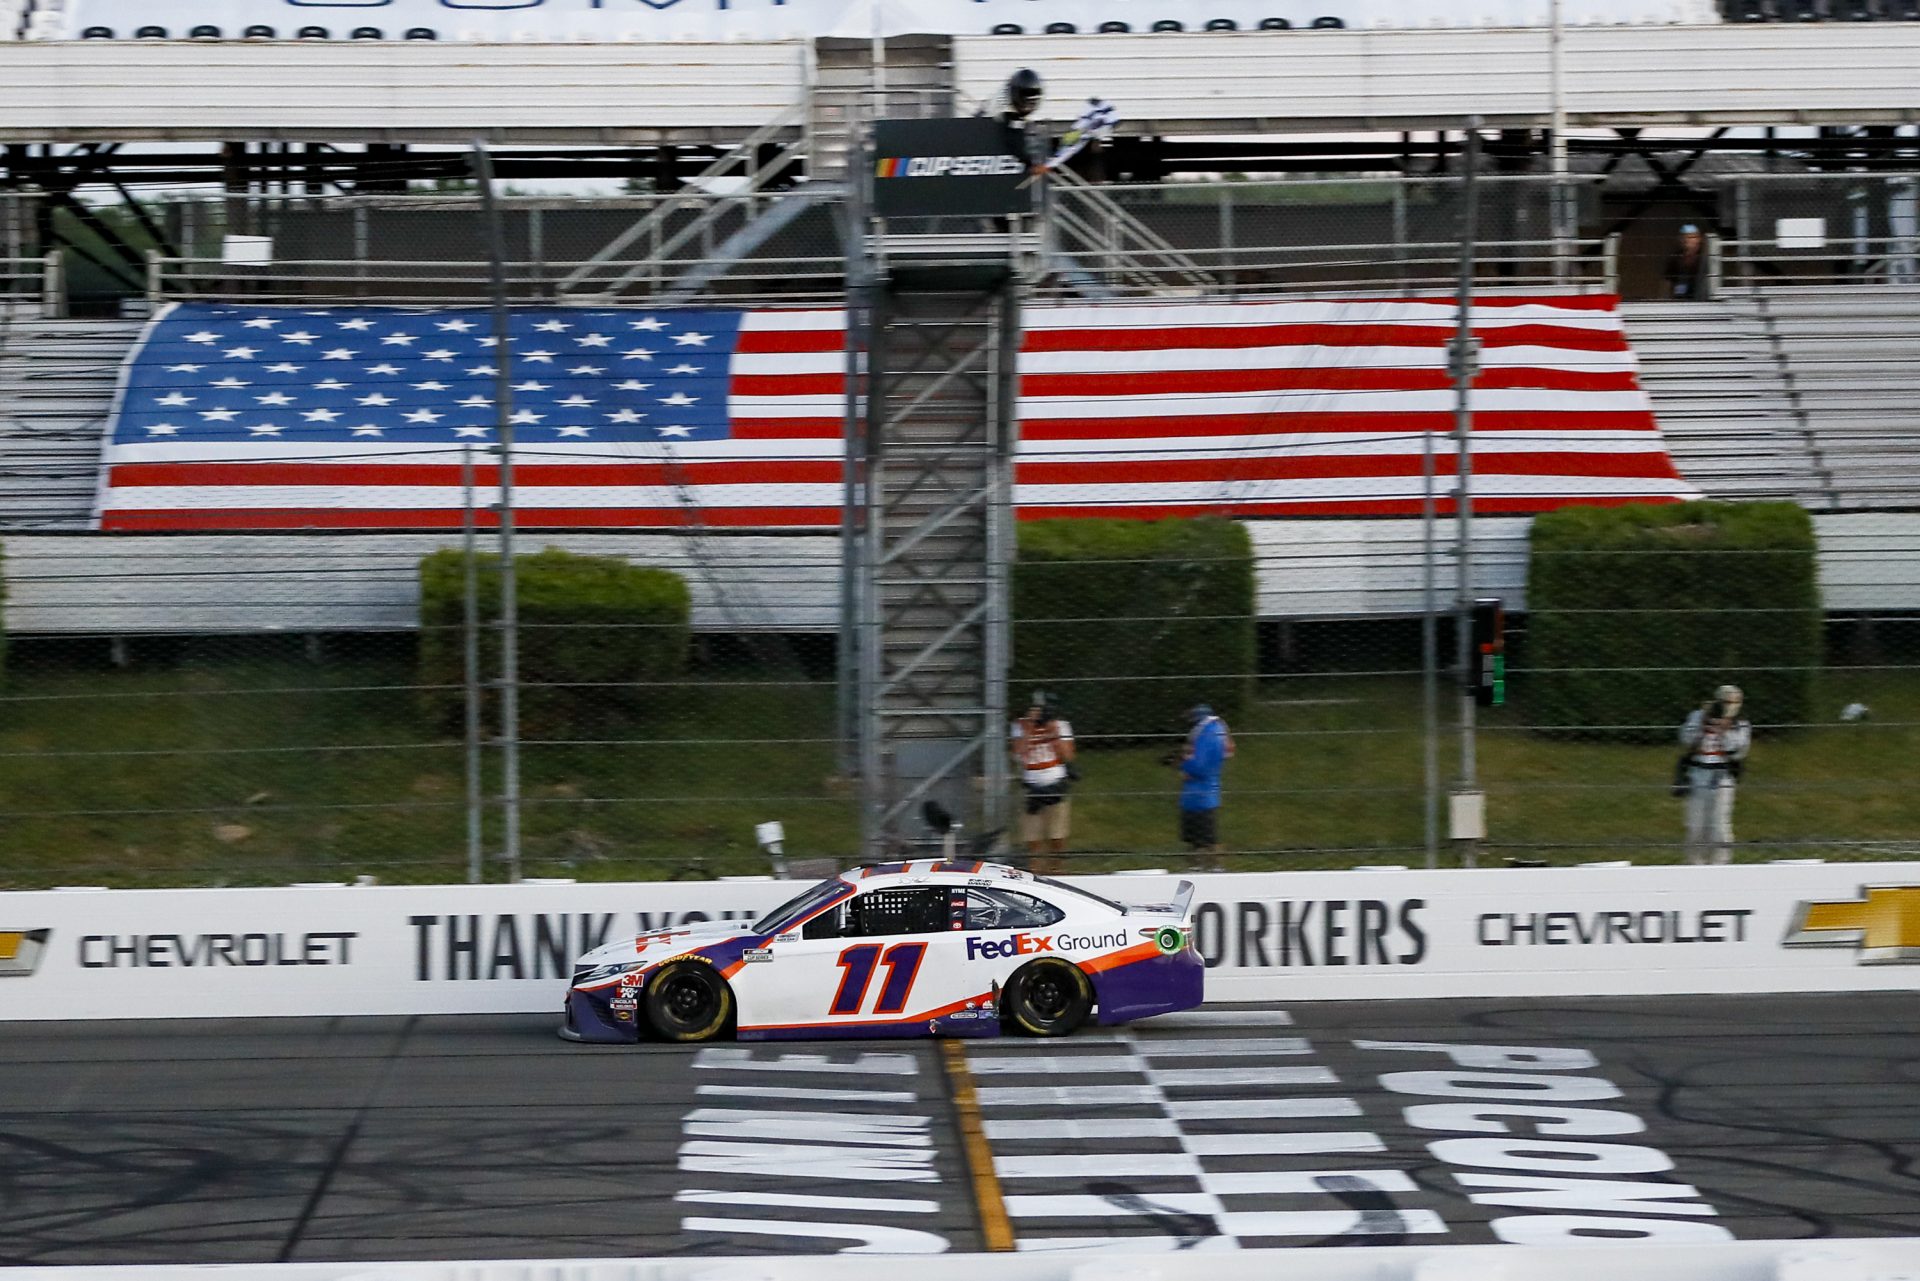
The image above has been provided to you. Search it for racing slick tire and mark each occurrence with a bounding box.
[1002,958,1093,1037]
[645,960,735,1042]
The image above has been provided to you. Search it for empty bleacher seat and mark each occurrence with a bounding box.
[1206,18,1240,29]
[404,27,439,40]
[1097,20,1132,31]
[80,24,111,37]
[296,25,329,39]
[1044,21,1076,33]
[189,24,220,39]
[243,24,275,39]
[1151,18,1185,29]
[134,24,165,38]
[1259,16,1294,27]
[991,22,1023,33]
[351,26,384,40]
[1311,15,1347,26]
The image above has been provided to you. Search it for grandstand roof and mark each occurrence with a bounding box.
[0,25,1915,145]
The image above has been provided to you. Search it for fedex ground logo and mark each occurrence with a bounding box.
[967,932,1055,960]
[967,929,1130,959]
[876,154,1025,179]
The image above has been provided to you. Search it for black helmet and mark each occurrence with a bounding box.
[1006,68,1044,116]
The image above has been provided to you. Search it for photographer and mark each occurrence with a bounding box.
[1678,683,1751,866]
[1173,703,1234,872]
[1010,691,1076,873]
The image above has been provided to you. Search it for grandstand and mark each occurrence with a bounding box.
[3,5,1920,640]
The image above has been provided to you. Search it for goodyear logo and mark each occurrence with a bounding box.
[0,928,51,978]
[1783,886,1920,964]
[876,154,1025,179]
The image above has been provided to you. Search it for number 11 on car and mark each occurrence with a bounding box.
[830,942,927,1015]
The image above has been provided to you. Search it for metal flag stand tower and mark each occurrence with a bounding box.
[843,112,1032,855]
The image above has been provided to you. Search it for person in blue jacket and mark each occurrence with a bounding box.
[1177,703,1234,870]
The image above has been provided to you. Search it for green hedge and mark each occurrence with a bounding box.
[1012,518,1255,742]
[1527,501,1820,738]
[418,547,690,735]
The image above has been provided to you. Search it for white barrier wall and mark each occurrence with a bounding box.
[13,1239,1920,1281]
[2,863,1916,1021]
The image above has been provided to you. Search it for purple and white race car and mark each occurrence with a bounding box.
[561,860,1201,1042]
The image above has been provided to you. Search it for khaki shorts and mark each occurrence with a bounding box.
[1020,796,1071,844]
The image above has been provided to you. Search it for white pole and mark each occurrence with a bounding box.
[1549,0,1571,281]
[472,141,522,883]
[1454,123,1483,868]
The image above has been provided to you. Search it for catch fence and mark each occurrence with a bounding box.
[5,169,1920,888]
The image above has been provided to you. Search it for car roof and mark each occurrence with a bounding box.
[842,859,1041,890]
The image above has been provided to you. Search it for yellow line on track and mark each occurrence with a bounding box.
[942,1039,1014,1252]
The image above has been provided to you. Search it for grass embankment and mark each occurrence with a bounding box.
[3,640,1917,887]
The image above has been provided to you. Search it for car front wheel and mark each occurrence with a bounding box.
[1003,958,1093,1037]
[645,960,734,1042]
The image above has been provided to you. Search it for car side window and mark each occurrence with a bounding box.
[801,904,844,941]
[848,887,955,937]
[966,888,1066,931]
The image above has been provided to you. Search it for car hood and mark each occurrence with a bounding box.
[573,919,752,969]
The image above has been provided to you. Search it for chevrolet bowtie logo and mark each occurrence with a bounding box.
[0,928,51,978]
[1783,886,1920,964]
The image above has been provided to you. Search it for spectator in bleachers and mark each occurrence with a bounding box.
[1664,224,1710,299]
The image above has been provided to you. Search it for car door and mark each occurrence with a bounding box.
[961,886,1069,991]
[735,883,970,1033]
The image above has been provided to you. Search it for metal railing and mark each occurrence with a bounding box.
[147,251,848,305]
[126,171,1625,307]
[1722,233,1920,288]
[554,103,812,300]
[1039,236,1618,299]
[0,250,62,315]
[1043,167,1218,296]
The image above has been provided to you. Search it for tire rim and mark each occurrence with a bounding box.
[664,974,713,1025]
[1028,971,1071,1021]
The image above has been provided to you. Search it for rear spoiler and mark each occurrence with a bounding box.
[1123,879,1196,920]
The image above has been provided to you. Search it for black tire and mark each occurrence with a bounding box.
[1002,958,1093,1037]
[645,960,734,1042]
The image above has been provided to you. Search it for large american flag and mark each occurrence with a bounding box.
[95,296,1696,530]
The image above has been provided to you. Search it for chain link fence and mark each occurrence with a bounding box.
[6,169,1920,887]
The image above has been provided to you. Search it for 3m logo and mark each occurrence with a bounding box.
[1783,886,1920,964]
[0,929,51,978]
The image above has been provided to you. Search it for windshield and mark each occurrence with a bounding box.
[753,877,853,935]
[1032,874,1128,915]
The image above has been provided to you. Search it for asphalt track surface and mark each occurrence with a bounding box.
[3,993,1918,1264]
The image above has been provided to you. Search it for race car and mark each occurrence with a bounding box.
[560,860,1201,1043]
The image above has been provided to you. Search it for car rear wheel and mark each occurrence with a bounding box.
[1003,958,1093,1037]
[645,961,734,1042]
